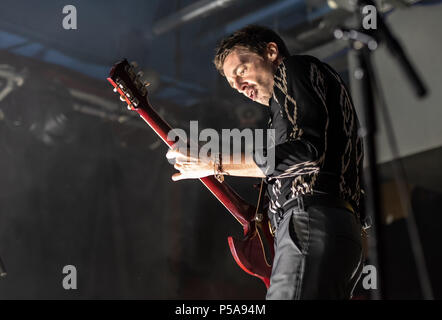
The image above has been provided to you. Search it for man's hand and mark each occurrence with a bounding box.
[166,149,214,181]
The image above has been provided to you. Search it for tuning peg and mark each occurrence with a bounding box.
[113,87,118,93]
[144,81,151,87]
[130,61,138,68]
[120,95,126,102]
[136,71,144,78]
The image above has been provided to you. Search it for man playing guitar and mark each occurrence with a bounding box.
[167,25,365,300]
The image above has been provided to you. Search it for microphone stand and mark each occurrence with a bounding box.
[334,0,431,300]
[0,254,6,278]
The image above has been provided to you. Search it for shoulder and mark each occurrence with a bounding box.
[275,55,325,86]
[273,54,325,91]
[283,54,323,69]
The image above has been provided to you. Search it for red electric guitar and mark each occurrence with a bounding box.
[107,59,274,288]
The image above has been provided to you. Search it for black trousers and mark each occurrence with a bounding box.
[266,197,364,300]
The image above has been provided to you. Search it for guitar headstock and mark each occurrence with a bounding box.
[107,59,150,110]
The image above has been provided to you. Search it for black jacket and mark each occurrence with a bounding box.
[254,55,364,215]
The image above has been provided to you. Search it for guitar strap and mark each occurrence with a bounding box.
[254,179,266,218]
[255,178,274,238]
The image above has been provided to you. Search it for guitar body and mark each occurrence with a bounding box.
[107,59,274,288]
[228,218,274,289]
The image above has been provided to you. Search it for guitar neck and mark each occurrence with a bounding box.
[109,77,256,232]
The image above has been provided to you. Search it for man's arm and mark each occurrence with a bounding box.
[221,152,266,178]
[166,149,264,181]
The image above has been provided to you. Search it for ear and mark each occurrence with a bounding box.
[266,42,279,63]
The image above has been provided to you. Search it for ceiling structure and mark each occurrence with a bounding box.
[0,0,356,107]
[0,0,425,111]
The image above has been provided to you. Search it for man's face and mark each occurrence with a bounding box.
[222,47,277,106]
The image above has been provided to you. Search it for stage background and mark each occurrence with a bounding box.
[0,0,441,299]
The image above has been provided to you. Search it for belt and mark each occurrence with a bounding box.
[269,194,356,236]
[283,194,355,214]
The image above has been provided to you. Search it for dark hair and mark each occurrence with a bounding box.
[213,25,290,76]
